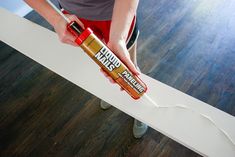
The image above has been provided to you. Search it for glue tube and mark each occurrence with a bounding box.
[67,21,147,99]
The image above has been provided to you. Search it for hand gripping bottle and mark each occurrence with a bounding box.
[67,21,147,99]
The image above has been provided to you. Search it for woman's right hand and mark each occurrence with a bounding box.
[53,14,84,46]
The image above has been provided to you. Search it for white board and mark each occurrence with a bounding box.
[0,8,234,157]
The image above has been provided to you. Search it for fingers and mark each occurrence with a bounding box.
[107,41,140,75]
[54,14,85,46]
[62,14,85,45]
[64,39,78,46]
[121,52,140,75]
[59,30,77,45]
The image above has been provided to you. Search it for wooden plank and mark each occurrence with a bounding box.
[0,8,234,157]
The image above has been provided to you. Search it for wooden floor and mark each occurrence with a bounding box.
[1,0,235,156]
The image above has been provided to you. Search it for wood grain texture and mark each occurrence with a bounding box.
[0,0,234,156]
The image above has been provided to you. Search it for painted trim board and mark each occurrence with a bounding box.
[0,8,234,157]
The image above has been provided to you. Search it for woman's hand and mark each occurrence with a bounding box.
[24,0,84,46]
[107,39,140,75]
[52,14,84,46]
[100,38,140,85]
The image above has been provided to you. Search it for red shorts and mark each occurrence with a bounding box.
[78,17,136,44]
[62,9,139,49]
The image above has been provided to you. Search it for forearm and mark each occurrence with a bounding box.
[24,0,61,27]
[110,0,139,42]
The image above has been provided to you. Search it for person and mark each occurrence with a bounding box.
[24,0,148,138]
